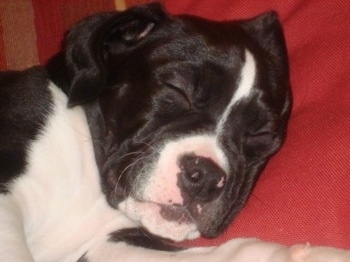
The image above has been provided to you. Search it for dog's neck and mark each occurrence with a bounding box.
[46,54,117,202]
[83,100,121,203]
[46,52,71,96]
[47,53,108,166]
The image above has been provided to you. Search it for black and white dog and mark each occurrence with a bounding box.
[3,3,342,262]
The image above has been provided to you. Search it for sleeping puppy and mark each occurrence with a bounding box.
[0,3,348,262]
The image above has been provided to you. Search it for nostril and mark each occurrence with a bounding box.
[179,164,203,184]
[179,156,206,184]
[189,171,202,183]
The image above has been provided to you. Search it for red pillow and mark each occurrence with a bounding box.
[160,0,350,249]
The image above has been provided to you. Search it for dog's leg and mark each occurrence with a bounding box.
[0,197,34,262]
[85,237,350,262]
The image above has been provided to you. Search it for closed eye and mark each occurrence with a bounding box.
[162,81,192,109]
[245,127,276,145]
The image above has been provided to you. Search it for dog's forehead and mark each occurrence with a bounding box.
[149,16,245,64]
[175,15,244,45]
[140,17,247,92]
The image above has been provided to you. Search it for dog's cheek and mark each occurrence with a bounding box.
[142,152,184,205]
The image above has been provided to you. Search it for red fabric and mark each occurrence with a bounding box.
[0,17,6,70]
[159,0,350,249]
[32,0,115,65]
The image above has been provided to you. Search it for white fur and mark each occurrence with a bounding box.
[216,50,256,137]
[0,83,136,261]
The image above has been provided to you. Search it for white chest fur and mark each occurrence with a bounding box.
[0,83,135,262]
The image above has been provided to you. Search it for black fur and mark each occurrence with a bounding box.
[0,67,53,193]
[110,228,183,251]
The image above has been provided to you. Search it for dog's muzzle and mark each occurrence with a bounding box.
[116,135,235,241]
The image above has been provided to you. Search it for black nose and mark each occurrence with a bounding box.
[177,154,226,202]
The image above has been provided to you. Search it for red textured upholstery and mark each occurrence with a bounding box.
[1,0,349,249]
[162,0,350,249]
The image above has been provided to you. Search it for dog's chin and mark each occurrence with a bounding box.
[118,197,200,242]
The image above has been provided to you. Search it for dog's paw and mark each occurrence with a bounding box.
[206,238,350,262]
[286,243,350,262]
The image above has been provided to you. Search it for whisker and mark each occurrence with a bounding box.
[113,156,151,198]
[130,158,153,197]
[139,228,152,239]
[139,142,158,153]
[112,142,159,198]
[118,151,143,160]
[120,156,150,176]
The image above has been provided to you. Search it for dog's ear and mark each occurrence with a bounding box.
[65,3,167,107]
[240,11,288,64]
[238,12,291,161]
[240,12,291,119]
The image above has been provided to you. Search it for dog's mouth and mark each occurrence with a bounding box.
[159,203,194,224]
[118,197,200,241]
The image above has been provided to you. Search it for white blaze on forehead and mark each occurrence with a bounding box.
[216,50,257,136]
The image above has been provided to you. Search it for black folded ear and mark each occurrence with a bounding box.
[240,11,288,64]
[65,3,167,107]
[240,11,291,119]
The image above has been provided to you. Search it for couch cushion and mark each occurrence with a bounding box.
[160,0,350,249]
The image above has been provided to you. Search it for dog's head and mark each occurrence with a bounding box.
[52,3,291,241]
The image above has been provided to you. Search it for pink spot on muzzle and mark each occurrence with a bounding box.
[217,176,225,188]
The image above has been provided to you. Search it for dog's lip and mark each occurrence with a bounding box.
[158,203,194,224]
[119,197,200,241]
[134,198,195,225]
